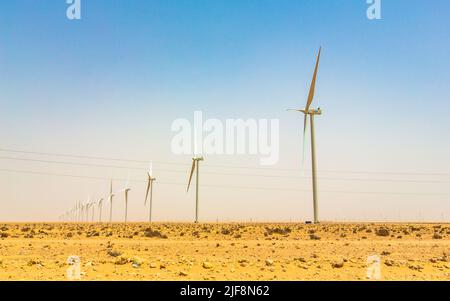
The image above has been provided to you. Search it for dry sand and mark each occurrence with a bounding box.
[0,222,448,280]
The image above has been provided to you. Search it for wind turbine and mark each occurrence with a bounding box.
[287,47,322,224]
[85,197,91,222]
[81,202,87,222]
[144,162,156,222]
[108,180,114,223]
[97,197,103,222]
[83,202,88,222]
[76,202,80,222]
[187,156,204,223]
[123,173,131,223]
[87,199,95,223]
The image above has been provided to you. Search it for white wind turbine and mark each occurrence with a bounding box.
[80,201,84,221]
[108,180,114,223]
[85,197,92,222]
[187,131,204,223]
[144,162,156,223]
[123,173,131,223]
[90,199,96,223]
[83,202,88,222]
[76,202,81,222]
[287,47,323,224]
[82,202,88,222]
[97,197,103,222]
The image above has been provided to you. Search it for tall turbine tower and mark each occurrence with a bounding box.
[108,180,114,223]
[97,198,103,222]
[84,200,90,222]
[89,200,95,223]
[187,156,204,223]
[123,174,131,223]
[144,162,156,223]
[288,47,322,224]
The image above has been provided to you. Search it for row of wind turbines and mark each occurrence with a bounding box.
[62,163,157,223]
[60,47,323,224]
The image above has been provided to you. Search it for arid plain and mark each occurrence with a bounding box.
[0,223,448,280]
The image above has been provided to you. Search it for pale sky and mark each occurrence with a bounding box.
[0,0,449,222]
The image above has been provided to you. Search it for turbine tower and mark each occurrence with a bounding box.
[288,47,322,224]
[97,197,103,222]
[90,200,95,223]
[84,201,89,222]
[108,180,114,223]
[144,162,156,223]
[187,156,204,223]
[123,174,131,223]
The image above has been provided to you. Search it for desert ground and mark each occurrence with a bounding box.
[0,222,448,280]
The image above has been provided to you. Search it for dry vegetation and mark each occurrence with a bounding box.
[0,222,449,280]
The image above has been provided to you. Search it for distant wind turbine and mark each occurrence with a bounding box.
[90,199,95,223]
[97,197,103,222]
[187,156,204,223]
[86,197,92,222]
[84,201,89,222]
[287,47,323,224]
[123,173,131,223]
[144,162,156,223]
[108,180,114,223]
[76,202,81,222]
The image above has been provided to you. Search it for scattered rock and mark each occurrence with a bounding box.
[376,228,390,237]
[27,259,43,266]
[265,226,291,236]
[433,233,443,240]
[179,271,189,276]
[107,250,122,257]
[114,257,128,265]
[202,261,213,269]
[309,234,321,240]
[331,260,344,268]
[408,264,423,271]
[86,230,99,237]
[131,257,143,268]
[265,259,274,266]
[143,228,168,239]
[221,228,232,235]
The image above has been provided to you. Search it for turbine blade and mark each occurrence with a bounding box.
[144,175,151,205]
[187,159,196,192]
[305,47,321,111]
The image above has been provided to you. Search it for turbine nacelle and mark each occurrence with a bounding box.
[147,172,156,182]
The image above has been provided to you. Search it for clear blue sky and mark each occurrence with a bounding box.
[0,1,449,222]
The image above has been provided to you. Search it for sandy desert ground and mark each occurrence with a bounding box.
[0,222,448,280]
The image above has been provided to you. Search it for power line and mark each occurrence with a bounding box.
[1,155,450,184]
[2,147,450,176]
[1,168,450,196]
